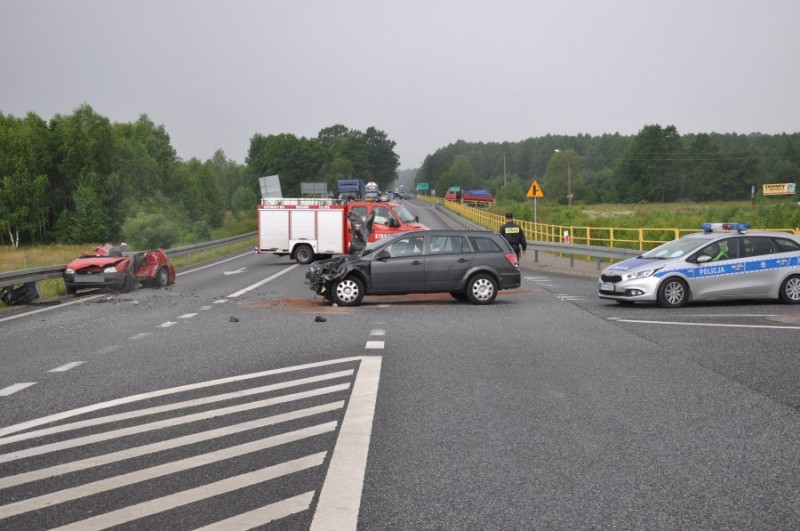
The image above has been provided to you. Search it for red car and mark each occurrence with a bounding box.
[63,243,176,294]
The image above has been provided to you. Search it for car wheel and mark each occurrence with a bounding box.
[465,274,497,305]
[657,277,688,308]
[154,267,169,288]
[779,275,800,304]
[120,273,135,293]
[294,245,315,264]
[450,291,468,301]
[331,276,364,307]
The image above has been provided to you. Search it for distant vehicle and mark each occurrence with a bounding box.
[337,179,366,200]
[64,243,176,294]
[306,229,521,307]
[462,189,494,204]
[364,181,381,202]
[257,198,428,264]
[598,222,800,308]
[444,187,462,201]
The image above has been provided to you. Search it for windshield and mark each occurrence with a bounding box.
[392,205,417,223]
[641,237,706,259]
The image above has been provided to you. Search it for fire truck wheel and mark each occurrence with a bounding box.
[294,245,315,264]
[331,276,364,307]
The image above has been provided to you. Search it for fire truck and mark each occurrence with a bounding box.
[256,198,428,264]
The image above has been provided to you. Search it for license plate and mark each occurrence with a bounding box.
[76,275,104,283]
[600,282,615,292]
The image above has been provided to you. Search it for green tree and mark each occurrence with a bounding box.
[614,125,682,202]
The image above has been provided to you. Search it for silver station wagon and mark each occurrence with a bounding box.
[598,223,800,308]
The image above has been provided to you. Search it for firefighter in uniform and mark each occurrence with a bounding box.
[500,212,526,262]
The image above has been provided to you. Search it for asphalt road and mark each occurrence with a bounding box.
[2,201,800,530]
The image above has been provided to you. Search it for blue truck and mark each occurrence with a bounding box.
[337,179,366,200]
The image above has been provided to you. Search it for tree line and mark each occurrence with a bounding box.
[0,104,400,248]
[416,125,800,206]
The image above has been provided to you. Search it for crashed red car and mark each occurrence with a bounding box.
[63,243,176,294]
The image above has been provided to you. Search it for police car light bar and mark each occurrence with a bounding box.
[701,222,751,234]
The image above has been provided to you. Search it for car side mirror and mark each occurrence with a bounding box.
[375,249,390,260]
[414,215,419,222]
[387,217,399,228]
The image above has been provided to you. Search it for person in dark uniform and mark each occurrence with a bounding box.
[499,212,526,262]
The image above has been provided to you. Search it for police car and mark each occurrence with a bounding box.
[598,223,800,308]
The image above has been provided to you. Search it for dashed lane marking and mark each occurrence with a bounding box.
[178,313,198,319]
[159,321,178,328]
[227,264,299,298]
[0,383,36,397]
[365,341,385,350]
[128,332,153,340]
[48,362,85,373]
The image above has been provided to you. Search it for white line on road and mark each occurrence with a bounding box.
[369,329,386,336]
[0,383,36,397]
[365,341,385,350]
[2,402,344,488]
[312,356,382,531]
[0,369,354,445]
[227,264,299,298]
[0,293,105,323]
[0,426,335,521]
[128,332,153,340]
[52,458,324,531]
[0,356,365,438]
[47,362,85,373]
[177,313,198,319]
[176,250,252,276]
[159,321,177,328]
[0,383,350,462]
[195,491,315,531]
[610,318,800,330]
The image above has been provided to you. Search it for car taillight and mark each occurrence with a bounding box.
[504,252,518,267]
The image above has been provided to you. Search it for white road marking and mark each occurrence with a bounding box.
[176,250,252,276]
[0,369,354,445]
[213,299,228,304]
[0,426,335,520]
[128,332,153,340]
[52,459,324,531]
[0,383,350,461]
[159,321,177,328]
[178,313,198,319]
[0,383,36,396]
[610,318,800,330]
[195,491,315,531]
[47,362,85,373]
[223,267,247,275]
[227,264,299,298]
[525,276,554,282]
[312,356,382,530]
[199,305,212,310]
[0,356,365,438]
[365,340,385,350]
[2,402,344,488]
[369,329,386,336]
[0,293,105,323]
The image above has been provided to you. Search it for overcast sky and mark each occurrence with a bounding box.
[2,0,798,170]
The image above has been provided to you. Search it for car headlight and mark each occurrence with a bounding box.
[65,268,74,274]
[623,266,663,281]
[103,266,120,273]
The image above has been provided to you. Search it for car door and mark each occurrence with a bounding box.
[740,236,793,297]
[424,235,474,291]
[687,237,750,300]
[369,235,426,292]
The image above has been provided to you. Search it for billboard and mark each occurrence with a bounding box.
[762,183,796,196]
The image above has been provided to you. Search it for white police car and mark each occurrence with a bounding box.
[598,223,800,308]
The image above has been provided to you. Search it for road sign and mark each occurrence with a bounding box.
[416,182,429,191]
[527,180,544,199]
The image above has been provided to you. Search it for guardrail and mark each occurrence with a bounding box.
[427,201,639,271]
[0,232,257,290]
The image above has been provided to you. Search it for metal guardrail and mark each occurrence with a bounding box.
[0,232,257,290]
[430,202,639,270]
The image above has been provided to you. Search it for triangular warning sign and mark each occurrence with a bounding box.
[527,180,544,199]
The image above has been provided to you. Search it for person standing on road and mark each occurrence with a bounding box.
[500,212,527,262]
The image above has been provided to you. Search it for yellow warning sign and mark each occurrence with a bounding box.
[527,180,544,199]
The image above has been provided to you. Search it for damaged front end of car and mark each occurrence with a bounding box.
[305,210,374,297]
[305,256,349,296]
